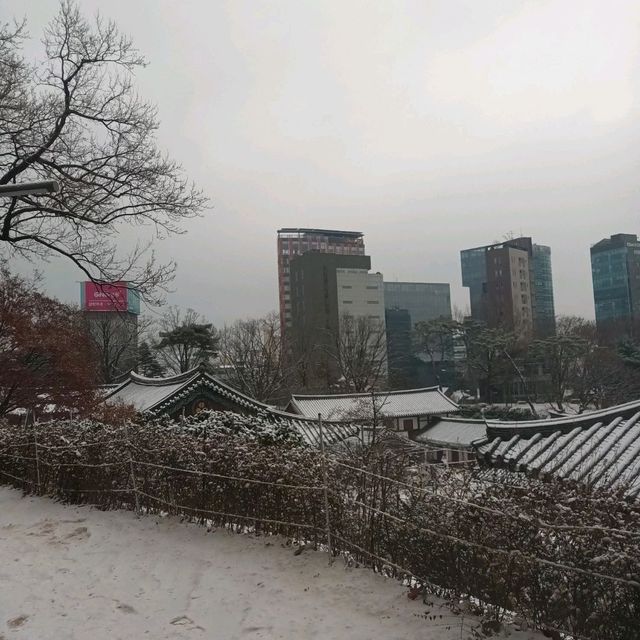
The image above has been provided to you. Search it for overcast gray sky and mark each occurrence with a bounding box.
[4,0,640,325]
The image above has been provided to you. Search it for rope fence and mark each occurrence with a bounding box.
[0,416,638,640]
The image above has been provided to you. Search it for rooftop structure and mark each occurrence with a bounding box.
[474,400,640,498]
[286,387,459,431]
[414,416,485,449]
[105,366,358,447]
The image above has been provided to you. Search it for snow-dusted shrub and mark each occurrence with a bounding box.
[149,410,305,446]
[0,414,638,639]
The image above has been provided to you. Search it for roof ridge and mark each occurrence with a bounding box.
[291,386,443,400]
[485,398,640,431]
[128,367,202,386]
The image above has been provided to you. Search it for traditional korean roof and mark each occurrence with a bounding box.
[106,366,270,416]
[105,366,358,448]
[474,400,640,498]
[414,416,486,449]
[271,415,359,448]
[287,387,459,421]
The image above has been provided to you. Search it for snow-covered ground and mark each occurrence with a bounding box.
[0,488,543,639]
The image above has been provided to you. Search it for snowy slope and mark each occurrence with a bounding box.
[0,488,543,639]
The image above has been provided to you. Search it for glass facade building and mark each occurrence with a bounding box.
[532,244,556,336]
[460,247,489,322]
[383,282,452,326]
[591,234,640,332]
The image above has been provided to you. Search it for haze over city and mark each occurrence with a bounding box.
[3,0,639,325]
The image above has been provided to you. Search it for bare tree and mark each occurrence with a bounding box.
[85,313,152,383]
[531,342,585,412]
[461,324,515,403]
[333,314,387,392]
[219,313,287,404]
[0,2,207,302]
[154,307,218,374]
[413,318,457,381]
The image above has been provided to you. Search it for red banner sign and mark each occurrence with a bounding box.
[82,282,129,312]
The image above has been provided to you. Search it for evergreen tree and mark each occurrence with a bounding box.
[155,307,219,373]
[137,341,165,378]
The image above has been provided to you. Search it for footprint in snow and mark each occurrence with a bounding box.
[7,614,29,629]
[115,602,137,614]
[170,616,205,631]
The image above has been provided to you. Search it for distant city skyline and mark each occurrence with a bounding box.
[3,0,638,326]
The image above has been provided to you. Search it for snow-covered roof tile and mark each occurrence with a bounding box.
[413,417,485,448]
[475,406,640,498]
[105,367,359,449]
[289,387,459,421]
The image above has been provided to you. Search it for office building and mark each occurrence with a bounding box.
[383,282,453,388]
[289,252,386,388]
[385,308,414,388]
[336,268,385,325]
[277,228,365,332]
[460,237,555,337]
[532,244,556,336]
[591,233,640,335]
[383,282,452,326]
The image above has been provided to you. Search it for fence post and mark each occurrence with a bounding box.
[318,413,333,565]
[32,413,41,495]
[200,420,207,525]
[123,421,141,516]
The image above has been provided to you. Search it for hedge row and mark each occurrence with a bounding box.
[0,412,638,639]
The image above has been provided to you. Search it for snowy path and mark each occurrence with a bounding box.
[0,488,541,639]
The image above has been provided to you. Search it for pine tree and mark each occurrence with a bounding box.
[137,341,165,378]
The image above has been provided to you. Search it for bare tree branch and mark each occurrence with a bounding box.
[0,2,208,304]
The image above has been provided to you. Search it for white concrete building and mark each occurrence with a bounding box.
[336,268,387,376]
[336,268,385,324]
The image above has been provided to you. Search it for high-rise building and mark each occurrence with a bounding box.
[80,281,140,382]
[382,282,453,388]
[289,252,386,388]
[460,237,555,337]
[532,244,556,336]
[591,233,640,335]
[383,282,452,326]
[277,228,365,332]
[385,308,413,388]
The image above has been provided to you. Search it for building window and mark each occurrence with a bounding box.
[402,418,414,430]
[367,300,379,304]
[342,285,352,289]
[343,300,353,304]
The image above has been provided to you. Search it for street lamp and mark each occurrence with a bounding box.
[0,180,59,198]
